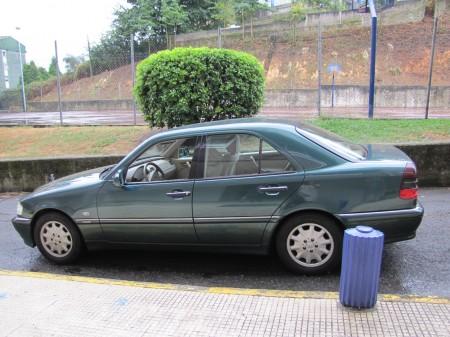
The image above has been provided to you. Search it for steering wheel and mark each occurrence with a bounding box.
[144,162,165,182]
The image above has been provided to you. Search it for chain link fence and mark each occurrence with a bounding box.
[0,0,448,125]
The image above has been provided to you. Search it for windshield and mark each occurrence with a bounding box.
[296,124,367,161]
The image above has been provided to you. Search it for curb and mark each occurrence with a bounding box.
[1,269,449,305]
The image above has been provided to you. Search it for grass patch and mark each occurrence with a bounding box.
[0,119,449,159]
[309,118,450,144]
[0,126,149,159]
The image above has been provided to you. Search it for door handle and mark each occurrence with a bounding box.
[166,190,192,199]
[257,185,288,196]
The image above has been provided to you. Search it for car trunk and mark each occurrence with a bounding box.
[362,144,412,162]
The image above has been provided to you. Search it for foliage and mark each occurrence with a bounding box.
[213,0,236,27]
[74,61,92,79]
[23,61,50,85]
[290,2,307,22]
[48,57,59,77]
[134,47,265,128]
[63,55,85,73]
[162,0,188,34]
[89,0,271,72]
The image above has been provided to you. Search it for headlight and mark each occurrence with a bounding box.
[16,202,23,216]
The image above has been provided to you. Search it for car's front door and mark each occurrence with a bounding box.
[97,137,199,244]
[193,133,304,245]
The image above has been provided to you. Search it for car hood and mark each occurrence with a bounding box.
[31,165,112,194]
[363,144,412,162]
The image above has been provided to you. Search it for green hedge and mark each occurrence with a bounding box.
[134,47,265,128]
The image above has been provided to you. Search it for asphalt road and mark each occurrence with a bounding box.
[1,188,449,297]
[1,107,450,126]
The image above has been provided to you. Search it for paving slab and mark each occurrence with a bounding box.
[0,270,449,337]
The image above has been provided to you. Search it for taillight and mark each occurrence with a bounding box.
[400,163,418,200]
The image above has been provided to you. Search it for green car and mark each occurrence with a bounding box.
[12,118,423,274]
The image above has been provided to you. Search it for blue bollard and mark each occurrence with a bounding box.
[339,226,384,309]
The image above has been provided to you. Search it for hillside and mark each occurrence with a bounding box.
[35,11,450,102]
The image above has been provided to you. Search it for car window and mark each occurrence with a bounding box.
[296,125,367,160]
[203,133,294,178]
[126,137,197,183]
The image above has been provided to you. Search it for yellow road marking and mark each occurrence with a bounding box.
[0,269,448,304]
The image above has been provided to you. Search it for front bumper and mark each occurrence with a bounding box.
[11,216,35,247]
[336,203,424,243]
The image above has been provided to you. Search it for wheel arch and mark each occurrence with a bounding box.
[31,208,85,246]
[269,209,346,251]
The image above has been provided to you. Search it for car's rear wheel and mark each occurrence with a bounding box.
[34,212,83,264]
[275,213,343,275]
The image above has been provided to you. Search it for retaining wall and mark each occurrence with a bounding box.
[20,86,450,113]
[1,143,449,192]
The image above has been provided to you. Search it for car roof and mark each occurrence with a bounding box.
[155,117,303,139]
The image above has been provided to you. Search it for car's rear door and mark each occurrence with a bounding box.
[193,133,304,245]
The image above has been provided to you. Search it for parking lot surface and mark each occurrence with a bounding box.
[1,188,449,297]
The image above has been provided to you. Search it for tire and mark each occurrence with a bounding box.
[33,212,84,264]
[275,213,343,275]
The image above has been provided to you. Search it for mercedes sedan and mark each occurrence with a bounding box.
[12,118,424,274]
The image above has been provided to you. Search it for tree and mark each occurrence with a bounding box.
[247,0,268,40]
[162,0,188,48]
[234,1,250,39]
[212,0,236,28]
[48,57,58,77]
[23,61,40,85]
[23,61,50,85]
[63,55,84,73]
[134,47,265,128]
[290,2,306,43]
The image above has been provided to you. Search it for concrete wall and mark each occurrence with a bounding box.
[16,85,449,113]
[1,143,449,192]
[0,155,123,192]
[265,86,450,108]
[23,99,133,113]
[397,143,450,187]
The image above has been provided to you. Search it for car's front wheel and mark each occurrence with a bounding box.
[33,212,84,264]
[275,213,343,275]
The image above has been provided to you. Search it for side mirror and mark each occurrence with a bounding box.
[112,169,125,187]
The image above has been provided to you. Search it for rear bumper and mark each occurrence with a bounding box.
[336,203,424,243]
[11,216,35,247]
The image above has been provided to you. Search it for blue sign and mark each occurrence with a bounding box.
[327,63,342,73]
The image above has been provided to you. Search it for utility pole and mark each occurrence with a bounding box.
[425,16,438,119]
[87,36,93,77]
[15,27,27,112]
[54,40,63,125]
[317,16,322,116]
[130,34,136,125]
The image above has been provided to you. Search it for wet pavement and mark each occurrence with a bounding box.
[1,188,449,297]
[1,107,449,126]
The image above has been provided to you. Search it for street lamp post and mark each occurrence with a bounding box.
[16,27,27,112]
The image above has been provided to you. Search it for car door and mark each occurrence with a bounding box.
[97,137,199,244]
[193,133,304,245]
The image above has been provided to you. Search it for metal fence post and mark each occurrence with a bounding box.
[425,16,438,119]
[16,33,27,112]
[130,34,137,125]
[87,36,93,77]
[54,40,63,125]
[317,15,322,117]
[368,0,377,119]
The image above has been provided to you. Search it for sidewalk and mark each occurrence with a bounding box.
[1,270,449,337]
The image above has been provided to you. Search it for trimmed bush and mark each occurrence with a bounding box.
[134,47,265,128]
